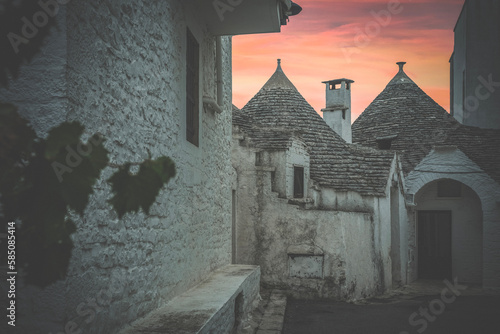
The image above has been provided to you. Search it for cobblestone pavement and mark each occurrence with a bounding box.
[282,280,500,334]
[240,289,288,334]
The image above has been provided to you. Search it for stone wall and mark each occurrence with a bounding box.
[1,1,236,333]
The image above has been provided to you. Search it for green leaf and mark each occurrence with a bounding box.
[57,138,109,215]
[45,122,84,159]
[87,134,109,172]
[19,219,75,287]
[0,103,37,175]
[150,156,176,183]
[1,106,176,288]
[1,116,109,287]
[108,157,176,218]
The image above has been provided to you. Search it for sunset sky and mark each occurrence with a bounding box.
[232,0,465,122]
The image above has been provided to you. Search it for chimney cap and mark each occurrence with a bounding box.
[322,78,355,85]
[396,62,407,71]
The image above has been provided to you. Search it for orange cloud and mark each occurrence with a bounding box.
[232,0,465,121]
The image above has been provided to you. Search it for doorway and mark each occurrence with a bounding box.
[418,211,452,279]
[390,186,401,285]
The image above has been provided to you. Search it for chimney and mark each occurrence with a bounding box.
[320,78,354,143]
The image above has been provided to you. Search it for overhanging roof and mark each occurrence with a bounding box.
[197,0,300,36]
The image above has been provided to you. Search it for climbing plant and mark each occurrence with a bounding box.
[0,106,176,287]
[0,0,58,86]
[0,0,177,288]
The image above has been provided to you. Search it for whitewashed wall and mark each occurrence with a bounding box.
[406,147,500,288]
[1,1,235,333]
[285,140,310,199]
[232,136,401,299]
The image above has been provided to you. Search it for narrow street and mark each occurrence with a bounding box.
[283,281,500,334]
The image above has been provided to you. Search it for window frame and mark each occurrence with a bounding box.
[186,27,200,147]
[293,166,305,198]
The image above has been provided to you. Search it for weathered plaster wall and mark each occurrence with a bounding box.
[319,188,370,212]
[285,140,309,198]
[253,138,309,199]
[397,180,410,285]
[232,137,260,265]
[257,177,386,300]
[232,140,397,300]
[415,180,483,283]
[371,194,392,292]
[406,147,500,287]
[1,1,238,333]
[389,159,411,287]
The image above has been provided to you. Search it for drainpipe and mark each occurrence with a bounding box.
[216,36,223,106]
[203,36,224,114]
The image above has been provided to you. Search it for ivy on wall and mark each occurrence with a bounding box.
[0,104,176,287]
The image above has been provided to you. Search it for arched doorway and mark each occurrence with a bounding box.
[415,179,483,284]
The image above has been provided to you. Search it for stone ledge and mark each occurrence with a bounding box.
[119,265,260,334]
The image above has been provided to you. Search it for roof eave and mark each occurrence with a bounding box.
[197,0,301,36]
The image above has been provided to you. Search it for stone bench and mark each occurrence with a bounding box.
[119,265,260,334]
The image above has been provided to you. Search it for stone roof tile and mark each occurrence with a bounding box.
[236,60,394,196]
[352,62,500,185]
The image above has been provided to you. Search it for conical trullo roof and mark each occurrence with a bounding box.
[352,62,461,176]
[239,60,394,196]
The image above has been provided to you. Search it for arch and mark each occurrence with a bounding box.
[414,179,483,283]
[406,151,500,288]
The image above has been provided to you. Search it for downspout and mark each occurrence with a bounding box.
[216,36,223,106]
[203,36,224,114]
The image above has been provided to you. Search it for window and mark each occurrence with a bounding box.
[186,28,199,146]
[376,135,397,150]
[377,139,392,150]
[294,166,304,198]
[271,171,277,192]
[342,109,346,120]
[437,180,461,197]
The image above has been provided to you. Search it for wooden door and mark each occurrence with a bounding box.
[418,211,452,279]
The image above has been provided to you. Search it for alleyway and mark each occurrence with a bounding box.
[282,280,500,334]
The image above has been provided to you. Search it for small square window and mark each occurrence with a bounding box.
[437,180,461,197]
[377,139,392,150]
[294,166,304,198]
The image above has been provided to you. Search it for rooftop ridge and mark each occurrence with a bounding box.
[261,59,298,91]
[387,61,415,86]
[240,61,395,196]
[352,62,470,180]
